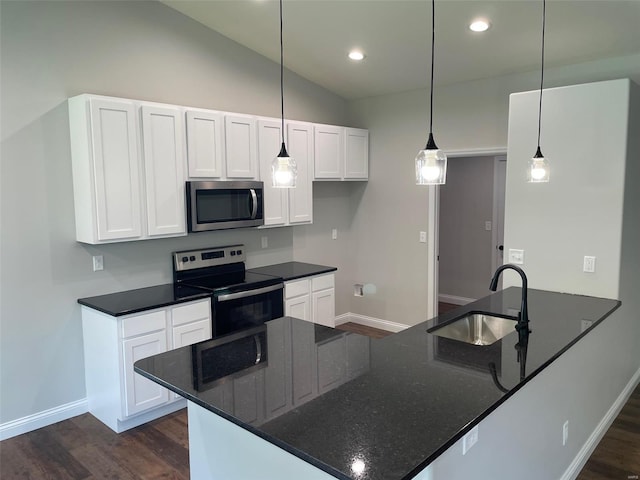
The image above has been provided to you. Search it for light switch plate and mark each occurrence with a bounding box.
[508,249,524,265]
[485,221,492,231]
[419,231,427,243]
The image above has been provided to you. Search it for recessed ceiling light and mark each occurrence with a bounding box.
[469,19,491,32]
[348,50,365,61]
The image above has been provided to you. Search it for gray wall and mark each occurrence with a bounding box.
[420,78,640,480]
[438,156,495,301]
[0,0,348,425]
[347,53,640,326]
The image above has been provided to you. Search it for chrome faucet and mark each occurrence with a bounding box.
[489,264,531,340]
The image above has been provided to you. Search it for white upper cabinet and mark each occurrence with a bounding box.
[344,128,369,180]
[225,114,258,179]
[287,122,313,224]
[313,124,343,179]
[314,124,369,181]
[69,95,143,243]
[140,104,187,237]
[258,118,288,226]
[69,94,187,244]
[185,109,225,179]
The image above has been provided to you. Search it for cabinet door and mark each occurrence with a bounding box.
[122,331,168,417]
[314,124,343,179]
[185,110,224,178]
[89,97,143,241]
[287,122,313,224]
[172,319,211,349]
[225,115,258,178]
[317,334,346,395]
[312,288,336,328]
[233,371,264,425]
[291,320,317,406]
[258,119,288,226]
[344,128,369,180]
[285,294,311,322]
[264,318,292,420]
[141,105,187,237]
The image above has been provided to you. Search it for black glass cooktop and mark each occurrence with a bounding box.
[181,271,283,294]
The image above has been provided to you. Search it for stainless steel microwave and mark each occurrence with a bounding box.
[186,181,264,232]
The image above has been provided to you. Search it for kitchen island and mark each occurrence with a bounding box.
[134,288,620,479]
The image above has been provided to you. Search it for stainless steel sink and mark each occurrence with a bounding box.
[428,312,517,346]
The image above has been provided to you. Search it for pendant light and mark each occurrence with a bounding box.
[416,0,447,186]
[272,0,297,188]
[528,0,550,183]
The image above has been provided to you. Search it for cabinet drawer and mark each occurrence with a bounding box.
[172,299,210,327]
[285,279,310,299]
[121,310,166,339]
[312,274,334,291]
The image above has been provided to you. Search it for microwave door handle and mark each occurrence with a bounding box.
[254,335,262,364]
[216,283,284,302]
[249,189,258,219]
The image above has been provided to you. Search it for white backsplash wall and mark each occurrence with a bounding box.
[0,0,347,426]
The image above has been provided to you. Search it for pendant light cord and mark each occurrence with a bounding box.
[537,0,546,149]
[280,0,285,146]
[429,0,435,135]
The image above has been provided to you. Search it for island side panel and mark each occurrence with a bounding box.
[187,401,339,480]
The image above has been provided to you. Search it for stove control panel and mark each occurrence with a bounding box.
[173,245,245,271]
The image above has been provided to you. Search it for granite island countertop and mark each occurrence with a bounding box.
[134,287,620,479]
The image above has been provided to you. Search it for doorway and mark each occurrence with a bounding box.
[428,151,507,317]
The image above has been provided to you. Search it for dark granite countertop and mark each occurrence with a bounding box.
[78,262,335,317]
[134,287,619,479]
[247,261,336,281]
[77,284,211,317]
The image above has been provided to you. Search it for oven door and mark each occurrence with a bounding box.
[213,283,284,337]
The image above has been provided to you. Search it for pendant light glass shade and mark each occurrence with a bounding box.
[272,0,296,188]
[416,133,447,185]
[528,0,549,183]
[272,143,297,188]
[527,147,549,183]
[416,0,447,186]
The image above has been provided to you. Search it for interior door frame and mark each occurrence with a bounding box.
[427,147,507,319]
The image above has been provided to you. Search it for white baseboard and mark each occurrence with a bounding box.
[335,313,409,333]
[560,366,640,480]
[0,398,88,441]
[438,294,476,306]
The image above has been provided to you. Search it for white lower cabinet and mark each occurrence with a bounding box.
[284,273,335,327]
[81,298,211,433]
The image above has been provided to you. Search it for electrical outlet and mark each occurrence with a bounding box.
[419,231,427,243]
[583,256,596,273]
[508,249,524,265]
[261,236,268,249]
[462,426,479,455]
[332,228,338,240]
[92,255,104,272]
[562,420,569,446]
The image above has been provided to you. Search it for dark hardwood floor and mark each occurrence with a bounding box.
[1,319,638,480]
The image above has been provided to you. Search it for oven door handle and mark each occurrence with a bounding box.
[216,283,283,302]
[249,189,258,219]
[254,335,262,365]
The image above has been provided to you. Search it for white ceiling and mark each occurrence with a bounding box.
[162,0,640,100]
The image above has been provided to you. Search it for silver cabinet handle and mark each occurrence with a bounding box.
[249,189,258,219]
[254,335,262,364]
[216,283,283,302]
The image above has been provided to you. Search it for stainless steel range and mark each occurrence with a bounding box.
[173,245,283,338]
